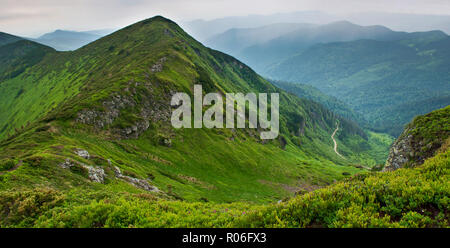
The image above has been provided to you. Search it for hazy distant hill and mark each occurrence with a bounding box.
[235,21,412,72]
[183,11,450,42]
[29,30,102,51]
[204,23,315,57]
[345,12,450,34]
[181,11,337,41]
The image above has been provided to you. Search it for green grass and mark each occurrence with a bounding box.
[0,16,410,228]
[1,142,447,228]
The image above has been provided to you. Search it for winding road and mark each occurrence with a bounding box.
[331,124,345,159]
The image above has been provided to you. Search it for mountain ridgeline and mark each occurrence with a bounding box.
[0,16,389,207]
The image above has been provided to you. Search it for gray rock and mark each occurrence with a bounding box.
[85,165,106,183]
[113,166,160,192]
[74,149,90,159]
[59,158,105,183]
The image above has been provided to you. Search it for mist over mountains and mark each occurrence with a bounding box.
[202,19,450,136]
[27,29,115,51]
[182,11,450,42]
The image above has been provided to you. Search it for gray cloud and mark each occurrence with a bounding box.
[0,0,449,37]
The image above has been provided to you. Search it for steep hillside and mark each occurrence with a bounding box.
[267,33,450,136]
[0,16,385,208]
[0,32,22,47]
[271,79,367,126]
[1,105,448,228]
[0,40,55,82]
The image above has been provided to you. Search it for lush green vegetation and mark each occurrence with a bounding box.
[0,16,388,210]
[1,139,447,228]
[0,40,55,82]
[271,79,368,126]
[2,16,444,228]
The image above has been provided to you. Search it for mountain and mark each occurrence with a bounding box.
[267,31,450,136]
[181,11,338,41]
[183,11,450,42]
[345,12,450,35]
[1,104,447,228]
[220,21,411,72]
[0,15,393,218]
[30,30,102,51]
[0,32,22,47]
[204,23,314,56]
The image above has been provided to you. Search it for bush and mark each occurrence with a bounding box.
[24,156,43,167]
[0,160,15,171]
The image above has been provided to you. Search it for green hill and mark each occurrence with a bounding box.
[0,15,393,218]
[1,105,447,228]
[267,33,450,136]
[0,40,55,82]
[0,32,22,47]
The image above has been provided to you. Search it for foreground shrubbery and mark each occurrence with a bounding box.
[1,149,448,228]
[238,149,449,228]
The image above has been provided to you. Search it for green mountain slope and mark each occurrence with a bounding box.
[0,32,22,47]
[0,16,389,209]
[0,40,55,82]
[1,106,447,228]
[270,79,367,126]
[267,33,450,136]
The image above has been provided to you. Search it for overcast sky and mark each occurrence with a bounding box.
[1,0,450,37]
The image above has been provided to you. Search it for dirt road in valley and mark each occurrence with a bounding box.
[331,124,345,159]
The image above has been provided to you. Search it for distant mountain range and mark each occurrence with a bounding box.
[27,29,113,51]
[204,21,450,136]
[208,21,415,72]
[183,11,450,42]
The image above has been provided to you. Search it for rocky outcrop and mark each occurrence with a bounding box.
[59,159,106,183]
[113,166,160,192]
[75,79,173,139]
[384,106,449,171]
[384,130,414,171]
[74,149,90,159]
